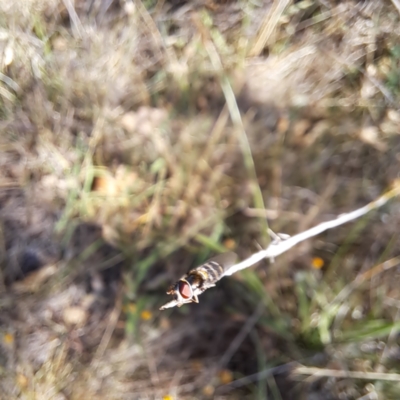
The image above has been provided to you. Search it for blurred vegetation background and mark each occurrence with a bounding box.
[1,0,400,399]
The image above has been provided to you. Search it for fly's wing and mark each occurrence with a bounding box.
[206,251,237,274]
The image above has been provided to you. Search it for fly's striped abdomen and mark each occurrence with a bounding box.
[190,260,224,285]
[188,251,237,287]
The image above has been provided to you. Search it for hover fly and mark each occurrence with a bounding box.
[160,252,237,310]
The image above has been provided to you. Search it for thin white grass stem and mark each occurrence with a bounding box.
[160,184,400,310]
[223,184,400,277]
[294,366,400,382]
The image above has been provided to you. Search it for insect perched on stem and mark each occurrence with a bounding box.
[160,252,237,310]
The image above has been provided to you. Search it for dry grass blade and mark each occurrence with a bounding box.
[249,0,290,57]
[193,14,270,243]
[391,0,400,14]
[91,293,122,369]
[293,366,400,382]
[220,362,297,391]
[328,256,400,309]
[219,302,265,368]
[62,0,84,38]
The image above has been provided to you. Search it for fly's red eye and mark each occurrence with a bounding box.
[178,281,192,299]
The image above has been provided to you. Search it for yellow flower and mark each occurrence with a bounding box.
[3,333,14,345]
[16,373,28,388]
[202,385,214,396]
[218,369,233,384]
[223,238,236,250]
[140,310,152,320]
[311,257,324,269]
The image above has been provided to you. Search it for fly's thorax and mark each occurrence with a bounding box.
[186,271,206,290]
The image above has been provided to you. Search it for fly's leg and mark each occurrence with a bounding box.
[191,295,199,303]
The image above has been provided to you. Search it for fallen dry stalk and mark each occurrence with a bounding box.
[160,182,400,310]
[293,365,400,382]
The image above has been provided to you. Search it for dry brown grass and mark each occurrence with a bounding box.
[1,0,400,399]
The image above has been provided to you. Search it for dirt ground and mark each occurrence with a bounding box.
[1,0,400,399]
